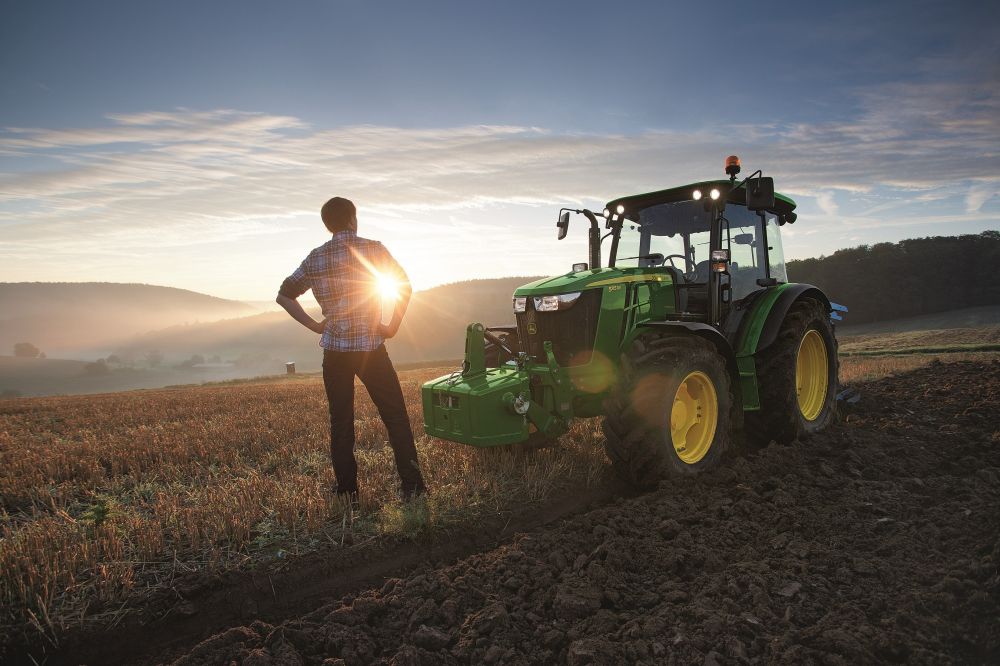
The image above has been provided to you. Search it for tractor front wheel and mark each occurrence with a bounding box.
[602,335,734,488]
[747,298,838,447]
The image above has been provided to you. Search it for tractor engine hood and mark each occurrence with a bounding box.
[513,266,674,297]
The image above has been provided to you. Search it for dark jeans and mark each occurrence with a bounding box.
[322,345,425,495]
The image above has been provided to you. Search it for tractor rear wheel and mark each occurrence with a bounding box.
[602,335,734,488]
[746,298,838,447]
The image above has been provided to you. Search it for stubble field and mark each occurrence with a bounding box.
[1,326,998,664]
[0,366,610,658]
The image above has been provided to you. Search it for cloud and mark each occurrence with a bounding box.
[966,182,997,213]
[1,78,998,292]
[813,191,839,217]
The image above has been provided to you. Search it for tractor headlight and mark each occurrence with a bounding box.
[533,292,581,311]
[513,296,527,313]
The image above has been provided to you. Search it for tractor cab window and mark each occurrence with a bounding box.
[722,204,773,301]
[765,212,788,283]
[616,201,713,281]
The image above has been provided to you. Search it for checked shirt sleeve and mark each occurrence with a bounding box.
[278,259,312,299]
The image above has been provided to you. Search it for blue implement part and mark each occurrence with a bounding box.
[830,302,848,322]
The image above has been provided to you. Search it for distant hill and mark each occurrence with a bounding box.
[788,231,1000,325]
[0,282,258,357]
[113,277,543,370]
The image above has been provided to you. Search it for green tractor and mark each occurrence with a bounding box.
[422,156,842,487]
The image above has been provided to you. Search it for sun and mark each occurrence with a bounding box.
[375,272,399,301]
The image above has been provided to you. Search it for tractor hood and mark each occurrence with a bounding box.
[513,267,673,296]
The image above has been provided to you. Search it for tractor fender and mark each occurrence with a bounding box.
[631,321,743,412]
[744,284,831,355]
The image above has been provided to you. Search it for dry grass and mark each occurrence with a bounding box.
[0,367,608,639]
[839,324,1000,354]
[839,351,998,383]
[837,325,1000,382]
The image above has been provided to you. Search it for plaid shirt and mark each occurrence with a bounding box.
[280,230,410,351]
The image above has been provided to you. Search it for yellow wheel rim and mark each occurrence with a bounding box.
[796,329,829,421]
[670,371,718,464]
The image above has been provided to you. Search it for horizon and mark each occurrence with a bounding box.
[0,227,996,306]
[2,0,999,300]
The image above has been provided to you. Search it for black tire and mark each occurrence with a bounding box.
[602,334,734,488]
[746,298,838,447]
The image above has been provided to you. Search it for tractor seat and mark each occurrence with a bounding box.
[675,260,709,316]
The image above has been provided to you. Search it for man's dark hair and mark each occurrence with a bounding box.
[321,197,357,233]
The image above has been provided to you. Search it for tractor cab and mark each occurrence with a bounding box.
[605,176,796,328]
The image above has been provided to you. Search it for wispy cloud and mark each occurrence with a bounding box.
[1,78,998,292]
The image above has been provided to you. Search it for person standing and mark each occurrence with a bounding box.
[276,197,426,506]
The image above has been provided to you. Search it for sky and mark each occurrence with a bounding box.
[1,0,998,300]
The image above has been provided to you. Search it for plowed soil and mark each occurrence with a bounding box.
[48,362,1000,663]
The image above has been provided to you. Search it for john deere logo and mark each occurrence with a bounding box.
[527,323,537,335]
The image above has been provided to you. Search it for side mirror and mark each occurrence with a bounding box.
[746,177,775,211]
[734,233,754,245]
[557,211,570,240]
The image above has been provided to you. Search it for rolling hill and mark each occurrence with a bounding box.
[112,277,543,371]
[0,282,259,357]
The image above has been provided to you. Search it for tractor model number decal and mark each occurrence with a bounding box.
[606,285,623,292]
[527,323,537,335]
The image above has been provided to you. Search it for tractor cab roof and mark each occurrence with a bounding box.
[606,179,796,222]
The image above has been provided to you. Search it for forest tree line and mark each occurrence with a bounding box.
[787,231,1000,324]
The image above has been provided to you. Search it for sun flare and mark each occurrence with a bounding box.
[375,273,399,301]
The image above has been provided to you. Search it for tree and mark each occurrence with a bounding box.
[176,354,206,369]
[13,342,41,358]
[84,359,110,376]
[145,350,163,368]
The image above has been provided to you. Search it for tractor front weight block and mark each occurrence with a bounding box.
[421,323,532,447]
[422,323,571,447]
[422,366,533,447]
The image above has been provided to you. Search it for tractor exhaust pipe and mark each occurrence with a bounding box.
[582,209,601,269]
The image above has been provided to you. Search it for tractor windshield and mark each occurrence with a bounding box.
[613,199,786,298]
[615,201,714,281]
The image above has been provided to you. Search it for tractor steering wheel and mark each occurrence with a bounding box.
[660,254,688,271]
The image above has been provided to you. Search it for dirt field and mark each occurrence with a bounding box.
[25,359,991,665]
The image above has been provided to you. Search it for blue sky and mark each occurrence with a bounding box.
[1,0,998,299]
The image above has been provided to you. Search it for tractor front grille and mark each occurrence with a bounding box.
[515,289,602,366]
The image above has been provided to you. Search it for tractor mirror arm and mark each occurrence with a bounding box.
[729,169,763,192]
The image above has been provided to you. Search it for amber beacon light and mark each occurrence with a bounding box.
[725,155,741,178]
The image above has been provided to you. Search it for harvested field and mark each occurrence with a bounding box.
[838,324,1000,356]
[158,360,999,665]
[3,334,999,664]
[0,366,610,658]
